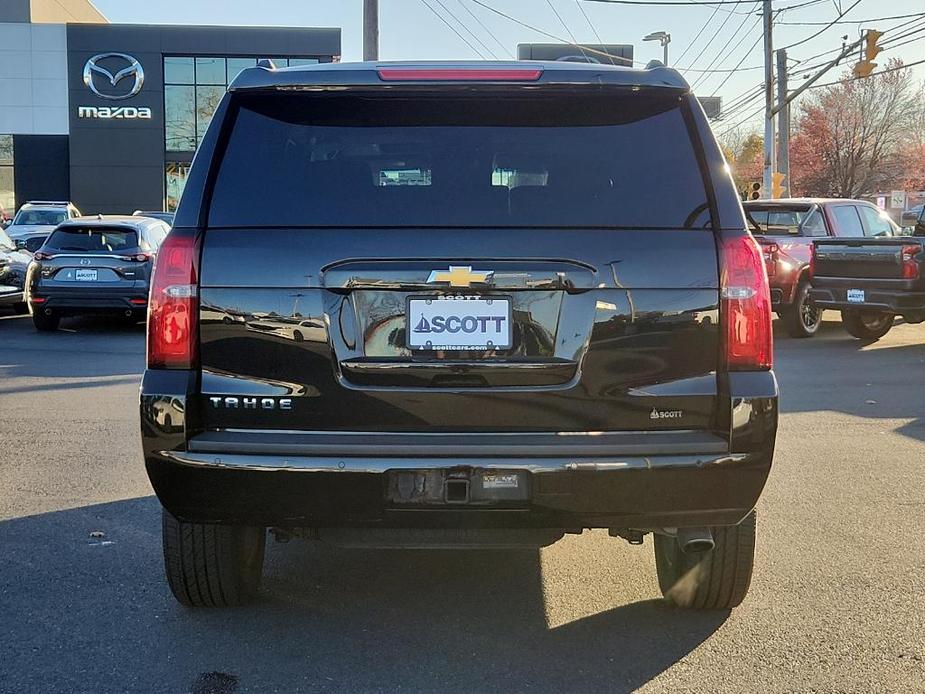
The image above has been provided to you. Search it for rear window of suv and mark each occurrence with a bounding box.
[209,91,711,229]
[46,226,139,252]
[13,209,68,226]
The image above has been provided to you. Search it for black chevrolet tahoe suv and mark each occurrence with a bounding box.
[141,61,778,610]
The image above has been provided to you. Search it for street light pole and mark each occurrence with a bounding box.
[643,31,671,66]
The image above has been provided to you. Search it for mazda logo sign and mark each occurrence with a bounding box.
[83,53,144,100]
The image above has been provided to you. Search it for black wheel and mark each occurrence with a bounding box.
[13,302,28,315]
[31,311,60,331]
[654,511,757,610]
[840,310,894,341]
[161,509,266,607]
[781,282,821,338]
[292,330,304,342]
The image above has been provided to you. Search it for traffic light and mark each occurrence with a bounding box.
[771,172,785,199]
[853,29,883,78]
[748,181,761,201]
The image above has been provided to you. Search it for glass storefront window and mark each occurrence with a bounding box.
[0,135,13,214]
[164,57,194,85]
[195,57,226,85]
[165,85,196,152]
[195,85,225,146]
[165,55,322,153]
[226,57,256,83]
[165,161,191,212]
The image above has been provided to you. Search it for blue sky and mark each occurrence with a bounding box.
[92,0,925,133]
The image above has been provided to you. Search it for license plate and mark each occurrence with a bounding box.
[407,296,512,351]
[847,289,865,303]
[75,269,98,282]
[481,473,519,489]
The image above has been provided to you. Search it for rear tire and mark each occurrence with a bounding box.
[654,511,757,610]
[161,509,266,607]
[841,310,893,341]
[781,281,821,338]
[31,311,60,331]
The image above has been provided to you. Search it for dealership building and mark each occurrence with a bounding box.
[0,0,341,215]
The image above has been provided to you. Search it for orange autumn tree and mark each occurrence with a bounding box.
[790,59,923,197]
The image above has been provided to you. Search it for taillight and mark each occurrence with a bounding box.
[901,245,920,280]
[147,230,199,369]
[808,243,816,279]
[719,234,773,371]
[377,67,543,81]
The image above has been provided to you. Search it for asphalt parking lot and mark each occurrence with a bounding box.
[1,311,924,693]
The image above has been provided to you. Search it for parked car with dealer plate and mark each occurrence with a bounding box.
[141,60,778,610]
[26,215,170,330]
[744,198,899,338]
[810,234,925,340]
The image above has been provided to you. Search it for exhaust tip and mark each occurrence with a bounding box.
[44,308,52,316]
[677,527,715,555]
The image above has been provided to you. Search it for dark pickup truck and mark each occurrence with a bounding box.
[140,60,778,610]
[811,232,925,340]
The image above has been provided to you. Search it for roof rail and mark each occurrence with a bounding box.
[25,200,71,205]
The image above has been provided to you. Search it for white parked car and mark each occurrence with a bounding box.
[5,201,81,248]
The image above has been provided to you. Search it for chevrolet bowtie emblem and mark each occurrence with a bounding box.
[426,266,494,288]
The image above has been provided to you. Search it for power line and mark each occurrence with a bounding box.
[574,0,607,48]
[880,18,925,46]
[678,3,738,68]
[432,0,499,58]
[690,1,761,89]
[457,0,514,58]
[545,0,586,60]
[419,0,488,58]
[675,3,722,64]
[708,30,765,94]
[778,0,863,50]
[777,11,925,26]
[469,1,635,64]
[580,0,823,6]
[808,56,925,88]
[716,87,764,121]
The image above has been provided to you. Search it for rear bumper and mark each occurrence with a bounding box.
[141,368,778,530]
[31,286,148,314]
[809,286,925,316]
[144,446,773,529]
[0,286,24,306]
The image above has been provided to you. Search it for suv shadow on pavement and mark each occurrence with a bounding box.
[0,497,727,694]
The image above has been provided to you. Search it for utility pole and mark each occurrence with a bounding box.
[762,0,775,199]
[363,0,379,62]
[776,48,790,198]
